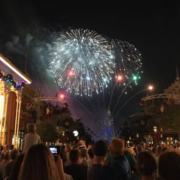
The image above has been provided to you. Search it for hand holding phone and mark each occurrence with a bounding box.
[54,155,58,162]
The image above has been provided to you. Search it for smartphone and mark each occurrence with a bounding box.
[49,147,58,154]
[49,146,60,155]
[49,146,61,162]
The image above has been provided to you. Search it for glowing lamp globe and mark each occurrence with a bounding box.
[73,130,79,137]
[153,126,157,133]
[148,85,153,90]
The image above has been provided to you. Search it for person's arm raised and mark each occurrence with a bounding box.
[55,155,66,180]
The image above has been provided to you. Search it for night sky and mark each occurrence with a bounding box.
[0,0,179,132]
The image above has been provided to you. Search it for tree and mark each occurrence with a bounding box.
[161,104,180,140]
[36,121,58,143]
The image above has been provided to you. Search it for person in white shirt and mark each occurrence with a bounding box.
[22,123,41,152]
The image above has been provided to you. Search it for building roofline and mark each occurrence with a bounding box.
[0,54,32,84]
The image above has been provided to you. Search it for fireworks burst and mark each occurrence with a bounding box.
[111,39,142,86]
[49,29,142,96]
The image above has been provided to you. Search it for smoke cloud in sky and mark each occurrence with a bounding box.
[12,36,19,45]
[25,34,33,47]
[5,41,23,55]
[0,23,133,133]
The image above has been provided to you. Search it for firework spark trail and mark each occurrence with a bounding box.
[114,89,147,118]
[66,96,98,120]
[85,96,96,111]
[112,81,131,114]
[102,87,105,105]
[109,82,117,108]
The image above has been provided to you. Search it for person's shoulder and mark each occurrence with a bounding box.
[65,173,73,180]
[35,134,40,138]
[66,164,84,172]
[91,164,103,171]
[125,150,136,159]
[124,150,130,155]
[24,134,29,138]
[66,164,80,168]
[80,164,87,170]
[5,161,13,168]
[75,163,85,169]
[64,164,73,172]
[0,163,4,169]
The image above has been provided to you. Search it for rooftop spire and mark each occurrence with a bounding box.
[176,67,180,81]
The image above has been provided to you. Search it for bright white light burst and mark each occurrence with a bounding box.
[49,29,114,96]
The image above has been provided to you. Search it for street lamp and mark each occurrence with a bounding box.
[148,85,153,90]
[62,131,65,136]
[73,130,79,137]
[153,126,157,133]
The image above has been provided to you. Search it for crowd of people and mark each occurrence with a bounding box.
[0,123,180,180]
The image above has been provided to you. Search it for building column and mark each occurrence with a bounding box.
[0,80,5,145]
[14,92,22,148]
[2,89,10,146]
[14,94,19,148]
[16,95,22,148]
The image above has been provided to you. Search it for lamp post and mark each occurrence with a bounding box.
[152,126,160,145]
